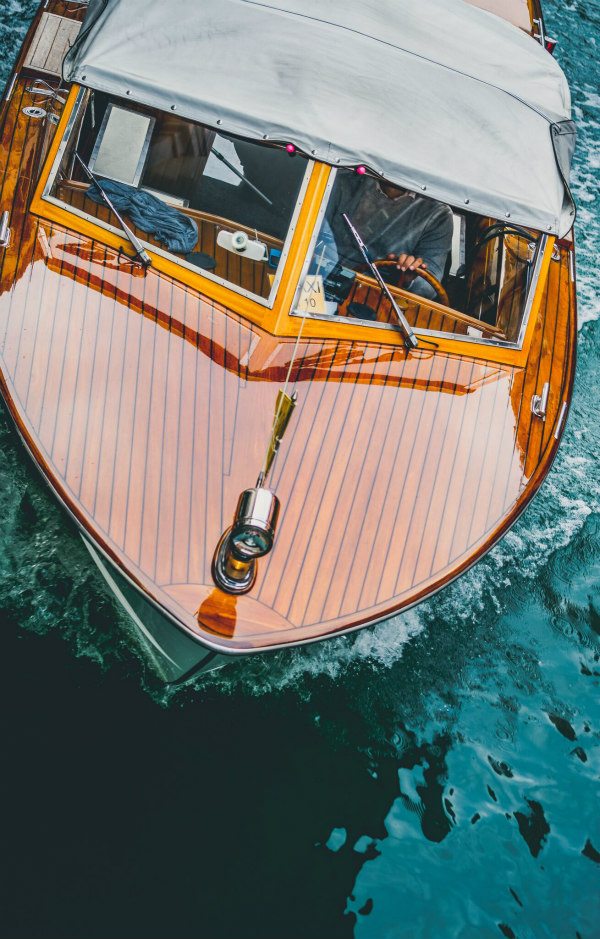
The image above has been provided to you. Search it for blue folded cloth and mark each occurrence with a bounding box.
[87,178,198,254]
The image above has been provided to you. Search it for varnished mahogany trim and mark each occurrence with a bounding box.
[30,85,332,322]
[28,85,557,366]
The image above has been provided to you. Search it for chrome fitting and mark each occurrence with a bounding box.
[531,382,549,420]
[212,487,280,595]
[0,211,11,249]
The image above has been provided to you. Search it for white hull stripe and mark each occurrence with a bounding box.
[81,537,181,669]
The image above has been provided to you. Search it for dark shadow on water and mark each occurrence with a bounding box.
[0,619,401,939]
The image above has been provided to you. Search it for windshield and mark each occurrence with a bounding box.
[46,91,309,301]
[298,168,542,346]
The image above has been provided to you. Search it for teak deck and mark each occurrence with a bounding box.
[0,0,577,653]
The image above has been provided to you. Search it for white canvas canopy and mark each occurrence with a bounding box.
[64,0,576,235]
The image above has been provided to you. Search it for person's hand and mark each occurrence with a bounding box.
[387,253,428,277]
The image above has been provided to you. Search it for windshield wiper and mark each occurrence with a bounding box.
[75,154,152,268]
[343,213,418,350]
[211,146,273,207]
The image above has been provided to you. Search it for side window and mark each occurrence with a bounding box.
[299,169,540,345]
[47,91,309,301]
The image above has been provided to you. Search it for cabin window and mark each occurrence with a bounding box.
[44,90,310,304]
[296,168,544,347]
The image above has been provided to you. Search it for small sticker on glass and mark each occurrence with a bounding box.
[298,274,325,314]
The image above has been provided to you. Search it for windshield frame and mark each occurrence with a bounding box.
[39,86,313,309]
[291,167,550,351]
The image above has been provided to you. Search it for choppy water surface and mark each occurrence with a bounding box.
[0,2,599,937]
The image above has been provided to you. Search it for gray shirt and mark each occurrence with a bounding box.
[327,175,454,299]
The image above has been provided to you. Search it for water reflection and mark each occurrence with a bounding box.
[340,516,600,938]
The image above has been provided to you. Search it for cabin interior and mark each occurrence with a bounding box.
[47,89,543,347]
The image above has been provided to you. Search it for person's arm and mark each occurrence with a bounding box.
[409,205,454,299]
[416,205,454,280]
[391,203,454,300]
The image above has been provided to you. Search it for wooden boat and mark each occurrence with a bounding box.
[0,0,576,682]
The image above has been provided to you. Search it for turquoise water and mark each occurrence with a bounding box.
[0,3,598,937]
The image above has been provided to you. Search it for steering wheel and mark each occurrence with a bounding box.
[371,258,449,307]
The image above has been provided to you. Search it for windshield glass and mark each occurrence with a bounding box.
[46,91,309,301]
[299,168,541,346]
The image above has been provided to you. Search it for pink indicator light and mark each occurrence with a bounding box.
[356,165,367,175]
[286,143,296,154]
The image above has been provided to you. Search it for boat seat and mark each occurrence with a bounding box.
[494,233,532,341]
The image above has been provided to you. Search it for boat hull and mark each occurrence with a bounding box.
[81,536,229,683]
[0,0,577,675]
